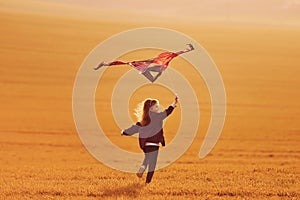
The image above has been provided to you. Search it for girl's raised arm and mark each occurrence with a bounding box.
[160,95,179,119]
[175,44,194,55]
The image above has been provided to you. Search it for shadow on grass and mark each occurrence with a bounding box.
[93,182,145,198]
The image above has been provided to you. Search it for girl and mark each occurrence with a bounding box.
[94,44,194,83]
[121,96,178,184]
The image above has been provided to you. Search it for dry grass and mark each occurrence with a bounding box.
[0,11,299,199]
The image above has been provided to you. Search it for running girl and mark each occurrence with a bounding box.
[121,96,178,184]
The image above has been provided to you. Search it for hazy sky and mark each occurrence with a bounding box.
[2,0,300,26]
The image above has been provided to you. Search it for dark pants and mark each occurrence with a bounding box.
[142,146,159,183]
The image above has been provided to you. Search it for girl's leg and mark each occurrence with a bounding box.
[142,155,149,167]
[145,146,159,184]
[136,153,149,178]
[94,61,107,70]
[94,61,127,70]
[141,71,155,83]
[152,72,162,82]
[147,65,162,72]
[148,65,163,82]
[142,65,163,83]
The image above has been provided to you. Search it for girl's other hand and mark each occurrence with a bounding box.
[186,43,194,51]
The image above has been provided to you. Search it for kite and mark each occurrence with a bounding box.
[94,44,194,82]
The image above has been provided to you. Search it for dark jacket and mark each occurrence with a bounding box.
[123,106,174,149]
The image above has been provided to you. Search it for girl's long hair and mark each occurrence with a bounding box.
[135,99,158,126]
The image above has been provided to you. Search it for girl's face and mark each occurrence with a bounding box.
[150,103,159,113]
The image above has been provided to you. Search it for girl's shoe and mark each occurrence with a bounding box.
[94,61,105,70]
[136,165,146,178]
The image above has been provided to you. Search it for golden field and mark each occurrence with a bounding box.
[0,9,300,200]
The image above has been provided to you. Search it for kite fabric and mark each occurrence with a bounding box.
[94,44,194,82]
[97,51,179,73]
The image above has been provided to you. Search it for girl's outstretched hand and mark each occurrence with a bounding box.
[172,95,179,107]
[186,43,194,51]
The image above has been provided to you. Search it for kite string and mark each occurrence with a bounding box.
[164,67,177,96]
